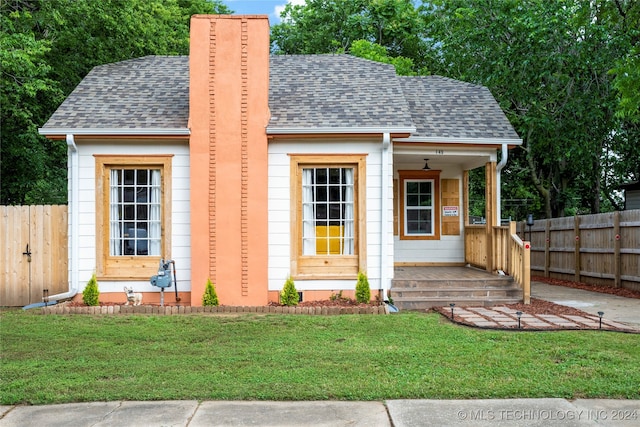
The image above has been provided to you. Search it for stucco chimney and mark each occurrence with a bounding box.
[189,15,270,306]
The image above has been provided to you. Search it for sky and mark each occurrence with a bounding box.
[222,0,305,24]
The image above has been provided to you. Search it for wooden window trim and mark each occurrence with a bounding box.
[289,154,367,279]
[399,170,441,241]
[95,155,172,280]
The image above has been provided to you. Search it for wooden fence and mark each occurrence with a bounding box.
[0,205,68,307]
[517,210,640,291]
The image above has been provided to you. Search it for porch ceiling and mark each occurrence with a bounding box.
[393,150,493,170]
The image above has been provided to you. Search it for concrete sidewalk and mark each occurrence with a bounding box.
[1,399,638,426]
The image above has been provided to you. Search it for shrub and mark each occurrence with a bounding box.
[202,278,219,306]
[82,273,100,306]
[280,276,299,306]
[355,271,371,304]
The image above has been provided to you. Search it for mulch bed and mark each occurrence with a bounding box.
[270,299,381,308]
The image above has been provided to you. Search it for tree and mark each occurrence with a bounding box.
[355,271,371,304]
[82,273,100,306]
[423,0,639,217]
[271,0,427,70]
[350,39,419,75]
[0,8,65,205]
[1,0,231,205]
[608,0,640,122]
[202,278,220,306]
[280,276,299,306]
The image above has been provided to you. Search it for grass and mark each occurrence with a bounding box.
[1,310,639,404]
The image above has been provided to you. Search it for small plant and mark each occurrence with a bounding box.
[355,271,371,304]
[202,278,219,306]
[330,290,346,301]
[280,276,299,306]
[82,273,100,306]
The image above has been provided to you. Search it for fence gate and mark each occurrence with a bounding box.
[0,205,68,307]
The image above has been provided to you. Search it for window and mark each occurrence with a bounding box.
[95,155,172,280]
[302,167,354,256]
[405,180,434,235]
[290,155,366,278]
[399,170,440,240]
[109,169,161,256]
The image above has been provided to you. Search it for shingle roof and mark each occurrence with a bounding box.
[267,55,414,131]
[399,76,521,141]
[42,56,189,131]
[40,55,520,143]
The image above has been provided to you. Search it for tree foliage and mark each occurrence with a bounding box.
[280,276,299,306]
[350,39,419,75]
[202,278,220,306]
[422,0,639,217]
[82,273,100,306]
[271,0,428,69]
[1,0,230,205]
[355,271,371,304]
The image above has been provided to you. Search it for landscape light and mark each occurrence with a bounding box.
[598,311,604,329]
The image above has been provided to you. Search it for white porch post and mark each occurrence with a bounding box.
[380,133,391,299]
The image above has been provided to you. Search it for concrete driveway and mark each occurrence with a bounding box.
[531,281,640,329]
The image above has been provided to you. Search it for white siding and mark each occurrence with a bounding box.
[73,141,190,293]
[268,137,394,292]
[393,159,465,264]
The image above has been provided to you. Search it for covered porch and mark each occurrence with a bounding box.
[390,147,531,309]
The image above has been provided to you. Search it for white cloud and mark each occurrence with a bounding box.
[274,0,306,21]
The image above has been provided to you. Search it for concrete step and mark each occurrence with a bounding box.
[391,296,523,311]
[391,277,514,289]
[389,275,523,310]
[391,287,522,299]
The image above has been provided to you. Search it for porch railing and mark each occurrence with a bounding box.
[464,225,487,268]
[464,221,531,304]
[507,222,531,304]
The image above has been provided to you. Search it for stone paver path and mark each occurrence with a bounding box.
[445,306,639,332]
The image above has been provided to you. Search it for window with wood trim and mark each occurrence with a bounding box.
[290,155,366,278]
[399,170,440,240]
[95,155,172,280]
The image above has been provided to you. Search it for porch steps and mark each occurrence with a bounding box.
[390,276,522,310]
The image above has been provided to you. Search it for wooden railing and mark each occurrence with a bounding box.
[464,224,487,268]
[492,225,510,272]
[464,221,531,304]
[507,222,531,304]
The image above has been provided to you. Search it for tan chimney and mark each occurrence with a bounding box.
[189,15,270,305]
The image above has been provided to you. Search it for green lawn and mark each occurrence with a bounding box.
[1,310,638,404]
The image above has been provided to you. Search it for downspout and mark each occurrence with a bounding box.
[380,133,391,300]
[47,134,79,301]
[495,144,508,226]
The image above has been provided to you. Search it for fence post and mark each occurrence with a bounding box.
[523,241,531,304]
[614,211,621,288]
[544,218,550,278]
[574,215,581,283]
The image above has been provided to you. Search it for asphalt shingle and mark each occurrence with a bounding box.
[399,76,520,140]
[268,55,414,131]
[41,55,520,143]
[42,56,189,130]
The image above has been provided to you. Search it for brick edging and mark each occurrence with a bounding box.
[40,304,389,315]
